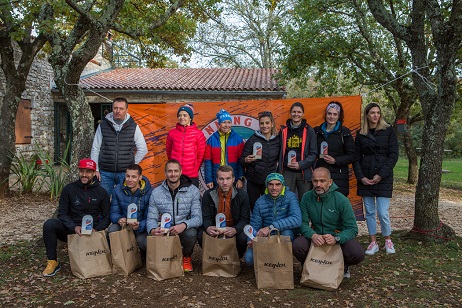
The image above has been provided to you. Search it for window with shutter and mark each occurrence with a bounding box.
[15,99,32,144]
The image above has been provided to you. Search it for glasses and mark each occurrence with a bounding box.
[258,111,273,117]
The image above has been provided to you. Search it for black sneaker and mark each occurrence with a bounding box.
[343,265,351,279]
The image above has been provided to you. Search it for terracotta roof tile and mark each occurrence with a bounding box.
[79,68,284,92]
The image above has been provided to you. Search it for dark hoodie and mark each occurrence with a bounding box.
[57,178,110,231]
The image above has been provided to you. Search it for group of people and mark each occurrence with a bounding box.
[42,97,399,281]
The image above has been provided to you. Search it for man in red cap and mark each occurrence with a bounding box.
[41,158,110,277]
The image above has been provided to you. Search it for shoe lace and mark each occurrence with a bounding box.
[184,257,191,266]
[367,242,377,250]
[45,260,55,270]
[386,241,394,249]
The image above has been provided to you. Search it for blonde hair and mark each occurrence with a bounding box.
[359,103,390,135]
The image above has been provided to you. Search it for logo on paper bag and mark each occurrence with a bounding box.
[264,262,286,269]
[162,255,178,262]
[208,255,229,262]
[86,249,108,256]
[127,245,136,253]
[310,258,333,265]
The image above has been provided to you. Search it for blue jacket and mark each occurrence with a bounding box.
[204,129,244,185]
[251,188,302,232]
[110,176,153,234]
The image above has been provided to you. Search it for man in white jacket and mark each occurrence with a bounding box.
[91,97,148,195]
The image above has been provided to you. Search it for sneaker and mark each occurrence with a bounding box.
[183,256,193,272]
[365,242,379,255]
[343,265,351,279]
[385,240,396,254]
[42,260,61,277]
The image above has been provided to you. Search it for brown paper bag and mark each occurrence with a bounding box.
[68,230,112,279]
[146,234,184,281]
[253,231,294,289]
[109,226,142,276]
[300,242,344,290]
[202,233,241,277]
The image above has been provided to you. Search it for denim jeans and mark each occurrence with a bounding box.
[244,229,294,266]
[100,170,126,196]
[363,196,392,237]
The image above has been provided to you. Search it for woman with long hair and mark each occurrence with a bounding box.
[240,111,280,210]
[278,102,317,200]
[314,101,355,196]
[353,103,399,255]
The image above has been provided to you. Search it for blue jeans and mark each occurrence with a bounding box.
[363,196,392,237]
[100,170,126,196]
[244,229,294,266]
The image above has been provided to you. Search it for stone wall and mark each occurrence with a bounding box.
[0,48,55,160]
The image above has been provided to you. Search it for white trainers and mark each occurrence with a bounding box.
[385,240,396,254]
[365,242,379,255]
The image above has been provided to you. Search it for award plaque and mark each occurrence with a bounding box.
[215,213,227,233]
[81,215,93,235]
[127,203,138,223]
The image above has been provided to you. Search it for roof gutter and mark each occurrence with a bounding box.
[52,88,286,97]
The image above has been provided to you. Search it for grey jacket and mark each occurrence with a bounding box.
[146,175,202,233]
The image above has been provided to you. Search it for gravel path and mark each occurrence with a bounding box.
[1,188,460,245]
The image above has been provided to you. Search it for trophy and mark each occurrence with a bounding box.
[244,224,256,240]
[288,150,296,164]
[320,141,328,158]
[81,215,93,235]
[160,213,172,233]
[216,213,227,233]
[253,142,263,159]
[127,203,138,223]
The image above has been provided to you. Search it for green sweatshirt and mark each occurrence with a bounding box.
[299,183,358,244]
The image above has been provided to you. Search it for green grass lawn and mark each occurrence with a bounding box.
[395,158,462,190]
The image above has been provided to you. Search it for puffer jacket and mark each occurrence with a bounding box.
[146,175,202,233]
[204,129,244,185]
[251,188,302,232]
[110,176,153,234]
[240,132,280,185]
[314,124,355,196]
[353,126,399,198]
[299,183,358,244]
[166,123,206,178]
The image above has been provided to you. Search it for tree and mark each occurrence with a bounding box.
[281,0,422,184]
[0,2,49,198]
[367,0,460,241]
[0,0,216,196]
[190,0,294,68]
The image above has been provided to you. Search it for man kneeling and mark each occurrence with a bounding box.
[293,167,365,278]
[42,159,110,276]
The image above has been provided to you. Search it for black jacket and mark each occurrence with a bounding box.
[314,124,355,196]
[240,132,280,185]
[57,178,111,231]
[99,117,136,172]
[201,186,250,233]
[353,126,399,198]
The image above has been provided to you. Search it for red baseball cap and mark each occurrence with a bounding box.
[78,158,97,171]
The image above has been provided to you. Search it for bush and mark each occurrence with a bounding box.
[8,152,41,193]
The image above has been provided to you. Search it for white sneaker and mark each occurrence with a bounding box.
[384,240,396,254]
[365,242,379,255]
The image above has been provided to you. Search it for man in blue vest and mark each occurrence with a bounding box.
[91,97,148,195]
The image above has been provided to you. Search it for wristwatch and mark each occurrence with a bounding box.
[269,224,275,230]
[334,236,341,243]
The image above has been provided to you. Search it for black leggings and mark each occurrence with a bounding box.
[42,218,75,260]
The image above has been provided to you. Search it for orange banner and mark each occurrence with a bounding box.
[130,95,364,219]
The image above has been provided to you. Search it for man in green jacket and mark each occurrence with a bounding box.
[292,167,364,278]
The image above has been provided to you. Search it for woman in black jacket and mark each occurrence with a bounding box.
[314,101,355,196]
[241,111,280,210]
[353,103,399,255]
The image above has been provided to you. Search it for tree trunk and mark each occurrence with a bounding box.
[0,93,18,198]
[400,129,418,184]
